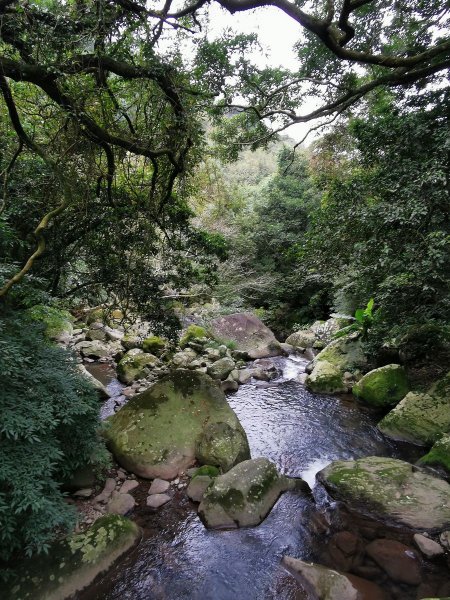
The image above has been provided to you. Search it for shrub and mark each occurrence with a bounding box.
[0,310,108,568]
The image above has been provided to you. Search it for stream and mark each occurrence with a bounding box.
[81,356,417,600]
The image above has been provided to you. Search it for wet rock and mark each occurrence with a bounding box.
[418,433,450,473]
[352,364,409,408]
[146,494,171,508]
[3,515,140,600]
[221,376,239,393]
[237,369,254,384]
[195,421,250,472]
[207,357,235,380]
[187,475,213,502]
[365,538,421,585]
[78,364,110,399]
[103,370,249,479]
[253,358,280,379]
[328,531,365,572]
[198,458,298,529]
[106,491,135,515]
[305,360,347,394]
[148,478,170,495]
[210,312,282,359]
[413,533,444,558]
[119,480,139,494]
[318,456,450,531]
[378,372,450,445]
[116,351,159,384]
[282,556,386,600]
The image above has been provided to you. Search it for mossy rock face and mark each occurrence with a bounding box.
[378,372,450,445]
[116,351,159,384]
[27,304,74,340]
[195,422,250,472]
[142,336,167,355]
[318,456,450,531]
[103,370,249,479]
[198,457,298,528]
[353,364,409,408]
[282,557,386,600]
[5,515,140,600]
[419,434,450,473]
[180,325,208,349]
[305,360,347,394]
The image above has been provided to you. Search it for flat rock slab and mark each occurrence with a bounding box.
[317,456,450,532]
[119,480,139,494]
[282,556,386,600]
[4,515,140,600]
[148,478,170,495]
[106,491,135,515]
[146,494,171,508]
[103,370,249,479]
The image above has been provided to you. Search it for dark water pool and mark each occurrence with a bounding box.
[79,356,412,600]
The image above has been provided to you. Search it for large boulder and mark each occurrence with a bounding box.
[378,372,450,445]
[210,312,282,359]
[116,351,159,384]
[5,515,140,600]
[418,434,450,473]
[103,370,249,479]
[195,422,250,471]
[318,456,450,532]
[285,329,316,348]
[282,557,386,600]
[198,457,299,529]
[74,340,110,359]
[305,336,367,394]
[207,357,235,380]
[352,364,409,408]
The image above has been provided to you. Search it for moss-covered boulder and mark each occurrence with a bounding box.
[142,335,167,355]
[282,557,386,600]
[27,304,74,340]
[305,360,348,394]
[378,372,450,445]
[210,312,282,359]
[116,351,159,384]
[418,434,450,473]
[206,357,235,380]
[198,458,299,528]
[121,333,141,351]
[318,456,450,532]
[103,370,249,479]
[305,336,368,394]
[353,364,409,408]
[195,422,250,471]
[5,515,140,600]
[285,329,316,348]
[74,340,110,359]
[179,324,208,348]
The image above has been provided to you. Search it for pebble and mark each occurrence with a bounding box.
[146,494,171,508]
[73,488,93,498]
[148,478,170,495]
[414,533,444,558]
[173,478,180,485]
[120,480,139,494]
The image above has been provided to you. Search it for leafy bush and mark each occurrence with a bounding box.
[0,310,108,568]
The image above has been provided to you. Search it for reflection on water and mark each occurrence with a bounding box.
[79,356,406,600]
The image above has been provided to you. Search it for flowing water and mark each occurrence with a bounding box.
[81,356,414,600]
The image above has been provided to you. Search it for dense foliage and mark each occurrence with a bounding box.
[0,311,108,567]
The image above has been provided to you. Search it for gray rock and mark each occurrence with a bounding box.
[282,556,386,600]
[104,326,124,342]
[172,348,198,368]
[207,357,235,380]
[318,456,450,531]
[75,340,110,359]
[73,488,93,498]
[198,458,299,529]
[93,478,117,504]
[78,364,110,399]
[237,369,254,384]
[86,328,107,342]
[285,329,316,348]
[187,476,213,502]
[413,533,444,558]
[221,376,239,393]
[104,370,249,480]
[146,493,171,508]
[210,312,282,359]
[106,491,135,515]
[119,480,139,494]
[148,478,170,495]
[195,421,250,472]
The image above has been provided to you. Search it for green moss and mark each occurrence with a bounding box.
[142,336,166,355]
[179,325,208,348]
[247,468,278,502]
[216,488,245,510]
[305,360,346,394]
[353,364,409,408]
[26,304,74,339]
[192,465,220,479]
[419,434,450,472]
[117,352,159,384]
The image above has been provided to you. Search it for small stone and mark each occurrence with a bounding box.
[177,483,184,489]
[73,488,93,498]
[106,491,135,515]
[439,530,450,548]
[120,480,139,494]
[172,478,180,485]
[146,494,171,508]
[413,533,444,558]
[93,478,116,504]
[117,470,127,481]
[187,476,212,502]
[148,478,170,495]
